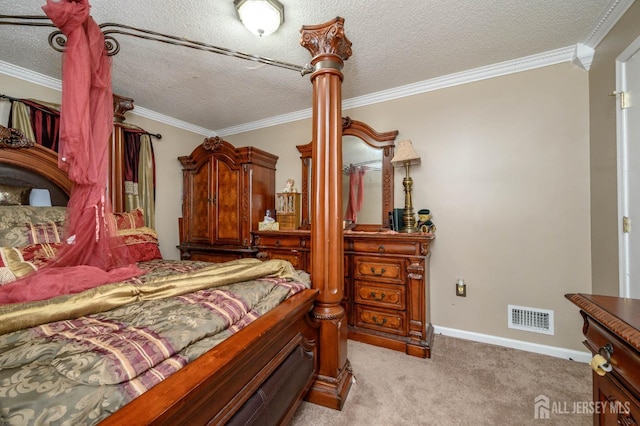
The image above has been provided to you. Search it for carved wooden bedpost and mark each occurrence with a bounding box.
[300,17,353,410]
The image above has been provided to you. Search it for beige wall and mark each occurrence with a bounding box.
[0,73,203,259]
[228,62,592,351]
[589,1,640,296]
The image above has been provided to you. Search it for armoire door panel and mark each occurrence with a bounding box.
[215,159,241,243]
[189,161,214,243]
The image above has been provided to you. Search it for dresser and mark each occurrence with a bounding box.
[566,293,640,425]
[178,137,278,263]
[253,230,434,358]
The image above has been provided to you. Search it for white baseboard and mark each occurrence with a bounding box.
[434,325,592,363]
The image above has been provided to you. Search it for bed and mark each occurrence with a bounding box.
[0,142,319,425]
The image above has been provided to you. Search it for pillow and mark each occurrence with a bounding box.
[0,222,64,248]
[0,243,62,284]
[117,227,162,262]
[0,184,32,206]
[110,208,145,230]
[0,206,67,227]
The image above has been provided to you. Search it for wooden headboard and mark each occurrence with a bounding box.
[0,144,72,206]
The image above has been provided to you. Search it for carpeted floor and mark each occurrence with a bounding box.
[291,335,592,425]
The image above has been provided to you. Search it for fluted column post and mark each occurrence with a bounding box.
[300,17,353,410]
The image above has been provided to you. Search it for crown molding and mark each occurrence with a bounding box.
[344,46,574,111]
[214,46,574,135]
[582,0,635,48]
[572,43,596,71]
[0,60,61,90]
[130,106,213,136]
[215,107,312,137]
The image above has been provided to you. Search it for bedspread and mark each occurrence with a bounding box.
[0,258,309,425]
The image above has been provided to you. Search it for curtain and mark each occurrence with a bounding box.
[121,126,156,227]
[23,99,61,151]
[138,134,156,228]
[8,101,37,144]
[9,99,61,150]
[344,165,365,222]
[124,129,141,211]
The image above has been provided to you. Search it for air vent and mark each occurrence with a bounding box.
[508,305,554,335]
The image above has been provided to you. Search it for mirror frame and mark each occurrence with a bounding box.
[297,117,398,230]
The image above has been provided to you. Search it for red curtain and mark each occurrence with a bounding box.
[20,99,60,151]
[344,166,365,222]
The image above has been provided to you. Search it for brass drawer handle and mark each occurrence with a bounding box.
[369,291,386,301]
[599,343,613,363]
[370,267,386,276]
[590,343,614,376]
[378,245,385,253]
[275,239,281,247]
[371,316,387,326]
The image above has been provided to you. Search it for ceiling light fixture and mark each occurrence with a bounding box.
[234,0,284,37]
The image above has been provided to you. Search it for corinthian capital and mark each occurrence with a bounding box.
[300,17,352,61]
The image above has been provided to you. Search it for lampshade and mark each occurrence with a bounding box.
[391,140,421,166]
[234,0,284,37]
[29,189,52,207]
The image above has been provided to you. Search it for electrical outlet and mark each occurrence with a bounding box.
[456,279,466,297]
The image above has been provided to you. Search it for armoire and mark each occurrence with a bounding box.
[177,137,278,262]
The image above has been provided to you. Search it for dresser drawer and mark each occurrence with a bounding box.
[353,256,404,284]
[254,234,308,249]
[351,240,422,256]
[354,281,405,310]
[354,305,406,336]
[594,372,640,426]
[584,314,640,397]
[277,214,298,230]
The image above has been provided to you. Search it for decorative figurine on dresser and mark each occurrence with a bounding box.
[178,136,278,263]
[252,118,436,358]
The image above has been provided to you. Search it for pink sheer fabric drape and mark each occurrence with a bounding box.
[0,0,141,304]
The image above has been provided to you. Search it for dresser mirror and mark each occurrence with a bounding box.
[297,117,398,230]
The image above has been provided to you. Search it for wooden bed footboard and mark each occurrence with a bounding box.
[99,288,319,426]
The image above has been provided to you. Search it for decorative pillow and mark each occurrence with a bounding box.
[0,222,64,248]
[0,206,67,227]
[0,243,62,284]
[117,227,162,262]
[0,267,16,285]
[110,208,145,230]
[0,184,32,206]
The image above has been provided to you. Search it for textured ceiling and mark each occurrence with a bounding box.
[0,1,620,135]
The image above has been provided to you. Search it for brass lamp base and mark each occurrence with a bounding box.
[399,163,418,233]
[400,208,419,233]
